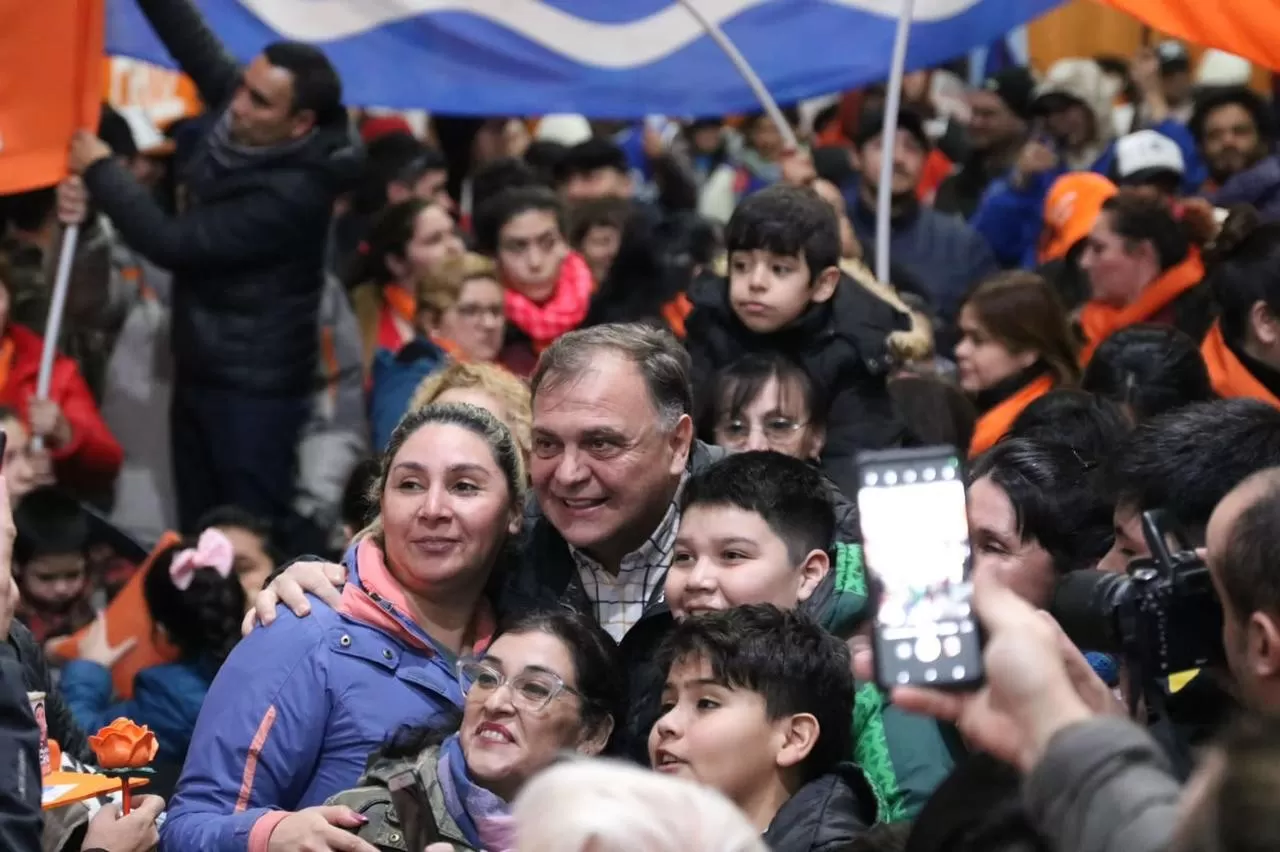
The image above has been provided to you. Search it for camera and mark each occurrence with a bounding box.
[1051,510,1223,679]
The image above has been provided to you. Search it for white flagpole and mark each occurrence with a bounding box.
[875,0,917,285]
[31,224,80,452]
[674,0,799,151]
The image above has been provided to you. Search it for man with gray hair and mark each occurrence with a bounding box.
[253,323,725,640]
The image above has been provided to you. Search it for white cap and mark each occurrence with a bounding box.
[1196,49,1253,87]
[1115,130,1185,182]
[535,114,593,146]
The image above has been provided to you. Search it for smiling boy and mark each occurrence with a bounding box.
[623,451,954,821]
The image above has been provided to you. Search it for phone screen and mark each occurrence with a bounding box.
[857,449,983,689]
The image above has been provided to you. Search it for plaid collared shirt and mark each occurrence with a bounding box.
[570,474,687,642]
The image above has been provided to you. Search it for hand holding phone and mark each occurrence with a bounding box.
[856,447,983,690]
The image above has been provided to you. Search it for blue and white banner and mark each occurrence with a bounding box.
[107,0,1065,116]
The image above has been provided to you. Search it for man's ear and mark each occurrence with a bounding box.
[577,715,616,757]
[1248,611,1280,678]
[774,712,820,771]
[795,549,830,605]
[289,109,318,140]
[667,414,694,477]
[811,266,841,304]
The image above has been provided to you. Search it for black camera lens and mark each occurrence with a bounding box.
[1051,570,1131,654]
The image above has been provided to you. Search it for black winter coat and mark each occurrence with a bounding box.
[0,642,40,852]
[83,0,361,394]
[685,274,909,497]
[762,764,879,852]
[8,622,92,765]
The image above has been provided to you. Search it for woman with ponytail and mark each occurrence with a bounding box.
[1200,206,1280,409]
[1076,190,1217,364]
[59,527,246,764]
[349,199,466,375]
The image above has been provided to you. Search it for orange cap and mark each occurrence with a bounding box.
[1039,173,1118,264]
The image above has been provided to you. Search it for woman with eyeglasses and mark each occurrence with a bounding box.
[709,353,827,462]
[327,609,623,852]
[161,403,528,852]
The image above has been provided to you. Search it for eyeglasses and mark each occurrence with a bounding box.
[457,659,582,712]
[454,303,505,322]
[717,416,807,447]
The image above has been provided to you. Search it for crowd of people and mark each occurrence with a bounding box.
[4,0,1280,850]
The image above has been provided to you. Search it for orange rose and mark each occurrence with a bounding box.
[88,718,159,770]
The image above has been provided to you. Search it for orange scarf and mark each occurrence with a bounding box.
[378,285,418,354]
[1200,321,1280,409]
[1078,251,1205,365]
[382,284,416,323]
[662,292,693,339]
[0,337,15,395]
[968,375,1055,458]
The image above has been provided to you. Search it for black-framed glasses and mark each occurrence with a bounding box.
[457,658,582,712]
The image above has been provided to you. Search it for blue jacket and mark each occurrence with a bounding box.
[159,544,467,852]
[972,120,1206,269]
[60,658,211,765]
[1213,155,1280,221]
[369,336,447,451]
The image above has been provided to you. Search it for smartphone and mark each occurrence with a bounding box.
[0,430,7,473]
[855,446,983,690]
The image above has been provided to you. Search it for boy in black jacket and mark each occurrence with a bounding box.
[685,184,908,497]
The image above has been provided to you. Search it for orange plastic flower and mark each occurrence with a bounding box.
[88,718,158,770]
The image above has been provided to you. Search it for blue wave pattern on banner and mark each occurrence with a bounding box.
[107,0,1065,115]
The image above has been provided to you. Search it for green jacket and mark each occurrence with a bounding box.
[819,543,960,822]
[325,744,479,852]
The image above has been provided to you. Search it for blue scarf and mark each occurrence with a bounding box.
[436,734,516,852]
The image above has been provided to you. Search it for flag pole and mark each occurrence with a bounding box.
[31,224,80,452]
[875,0,917,285]
[673,0,799,150]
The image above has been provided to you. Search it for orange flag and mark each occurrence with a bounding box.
[1096,0,1280,73]
[0,0,105,194]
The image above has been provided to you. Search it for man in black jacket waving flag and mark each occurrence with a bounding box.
[69,0,361,551]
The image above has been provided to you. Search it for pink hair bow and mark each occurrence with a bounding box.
[169,528,236,591]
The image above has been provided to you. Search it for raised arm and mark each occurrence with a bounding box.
[134,0,241,106]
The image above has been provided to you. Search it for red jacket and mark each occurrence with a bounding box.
[0,323,123,491]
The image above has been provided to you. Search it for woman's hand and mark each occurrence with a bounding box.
[850,567,1104,773]
[267,806,378,852]
[81,795,165,852]
[78,612,137,668]
[28,399,72,449]
[241,560,348,636]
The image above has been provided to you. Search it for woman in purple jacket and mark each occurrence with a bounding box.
[160,402,525,852]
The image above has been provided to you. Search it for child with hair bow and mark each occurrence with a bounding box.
[59,527,247,767]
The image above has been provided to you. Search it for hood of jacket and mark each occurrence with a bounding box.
[1035,59,1119,168]
[763,763,879,852]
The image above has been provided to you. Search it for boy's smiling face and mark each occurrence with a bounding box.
[728,249,837,334]
[666,504,828,619]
